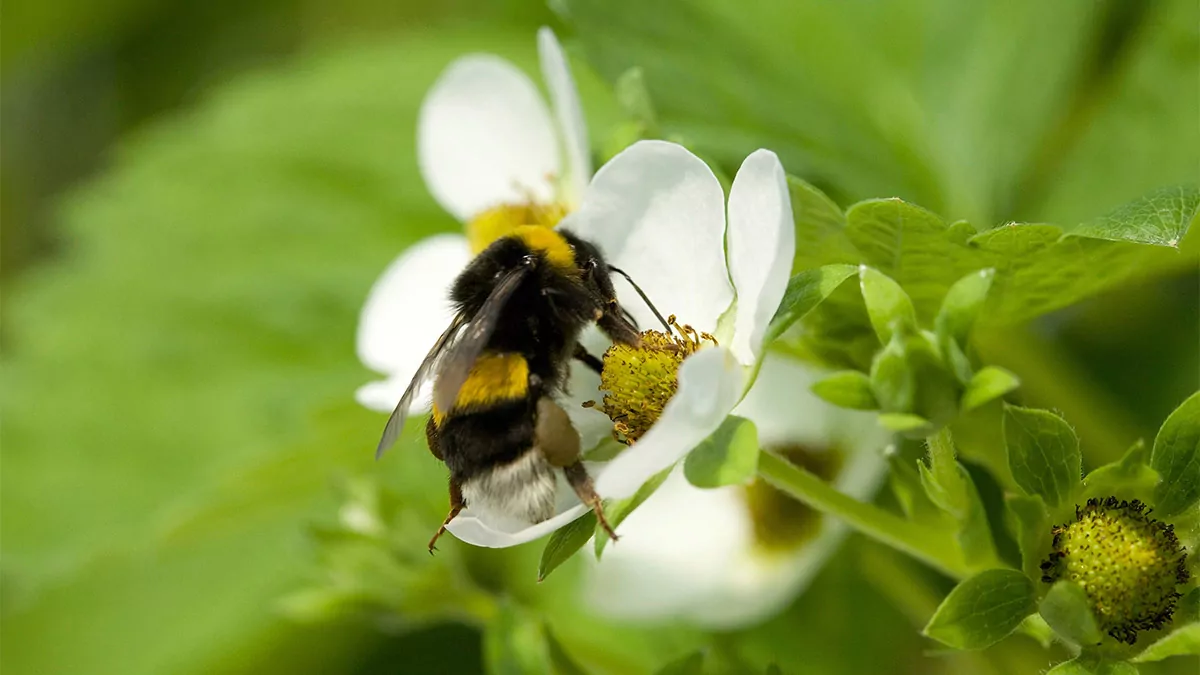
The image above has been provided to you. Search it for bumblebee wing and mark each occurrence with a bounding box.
[375,312,467,459]
[432,265,530,415]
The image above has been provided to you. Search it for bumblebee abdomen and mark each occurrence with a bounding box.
[432,352,530,425]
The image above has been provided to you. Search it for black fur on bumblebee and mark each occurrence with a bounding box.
[374,225,659,552]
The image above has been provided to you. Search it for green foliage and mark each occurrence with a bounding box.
[538,513,597,582]
[654,651,705,675]
[764,264,857,343]
[1047,656,1140,675]
[1003,405,1082,509]
[1130,624,1200,663]
[683,415,760,488]
[1039,581,1103,647]
[923,569,1035,650]
[859,263,918,344]
[810,371,878,410]
[1149,391,1200,517]
[919,430,997,566]
[485,603,552,675]
[1005,494,1049,580]
[961,367,1021,412]
[1081,440,1158,501]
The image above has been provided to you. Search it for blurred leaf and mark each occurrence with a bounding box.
[858,265,917,344]
[1130,623,1200,663]
[1003,405,1082,509]
[538,512,596,582]
[654,651,704,675]
[765,264,857,343]
[1,24,606,675]
[1149,390,1200,517]
[1081,440,1158,501]
[1004,494,1049,580]
[544,625,591,675]
[961,367,1020,412]
[1039,581,1104,647]
[881,413,932,435]
[1016,614,1056,650]
[683,415,759,488]
[811,371,878,411]
[923,569,1036,650]
[485,602,550,675]
[1046,656,1140,675]
[593,467,671,558]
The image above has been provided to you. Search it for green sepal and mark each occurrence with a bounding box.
[811,370,879,410]
[1003,404,1082,509]
[961,366,1021,412]
[1040,581,1104,647]
[1149,390,1200,517]
[923,569,1036,650]
[859,265,917,345]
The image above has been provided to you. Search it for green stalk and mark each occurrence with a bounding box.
[757,451,970,579]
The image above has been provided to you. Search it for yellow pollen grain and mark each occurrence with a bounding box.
[590,316,716,445]
[466,201,567,253]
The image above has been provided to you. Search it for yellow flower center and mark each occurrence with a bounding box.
[466,201,568,253]
[587,316,716,445]
[1040,496,1189,644]
[743,444,844,553]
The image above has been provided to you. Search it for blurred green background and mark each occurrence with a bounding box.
[2,0,1196,673]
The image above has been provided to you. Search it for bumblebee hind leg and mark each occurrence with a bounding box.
[563,462,618,542]
[428,478,464,554]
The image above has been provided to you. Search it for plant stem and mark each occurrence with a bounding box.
[757,450,970,579]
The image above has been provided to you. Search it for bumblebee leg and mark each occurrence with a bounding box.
[428,478,463,554]
[572,344,603,374]
[425,416,443,461]
[563,461,618,542]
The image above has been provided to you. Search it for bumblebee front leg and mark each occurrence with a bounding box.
[428,478,463,554]
[563,462,618,542]
[572,343,603,375]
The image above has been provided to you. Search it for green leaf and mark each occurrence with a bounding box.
[1046,656,1140,675]
[1081,440,1159,501]
[880,413,933,435]
[1016,614,1056,649]
[1003,405,1081,509]
[765,264,858,343]
[788,176,861,270]
[1039,581,1103,647]
[594,467,672,558]
[936,268,996,346]
[923,569,1036,650]
[961,367,1021,412]
[1149,391,1200,517]
[1131,623,1200,663]
[870,333,915,414]
[1005,494,1049,580]
[538,512,598,582]
[683,415,759,488]
[1073,186,1199,249]
[654,651,704,675]
[920,431,997,566]
[810,371,878,410]
[485,602,550,675]
[858,265,917,344]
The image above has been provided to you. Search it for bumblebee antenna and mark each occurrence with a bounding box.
[608,266,670,332]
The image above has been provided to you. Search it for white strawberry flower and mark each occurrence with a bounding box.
[357,28,590,414]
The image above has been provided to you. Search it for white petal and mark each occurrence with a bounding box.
[560,140,733,333]
[726,149,795,365]
[594,347,745,499]
[586,469,753,622]
[537,28,591,206]
[356,235,471,411]
[732,353,891,452]
[417,55,559,221]
[448,504,589,548]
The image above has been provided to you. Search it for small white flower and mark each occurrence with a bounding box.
[445,140,798,546]
[584,355,889,628]
[357,28,590,414]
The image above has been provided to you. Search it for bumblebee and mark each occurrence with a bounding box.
[376,225,658,551]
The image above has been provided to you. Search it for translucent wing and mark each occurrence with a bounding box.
[375,312,467,459]
[432,265,530,415]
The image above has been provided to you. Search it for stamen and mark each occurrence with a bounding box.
[587,316,717,445]
[466,201,567,253]
[743,444,844,553]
